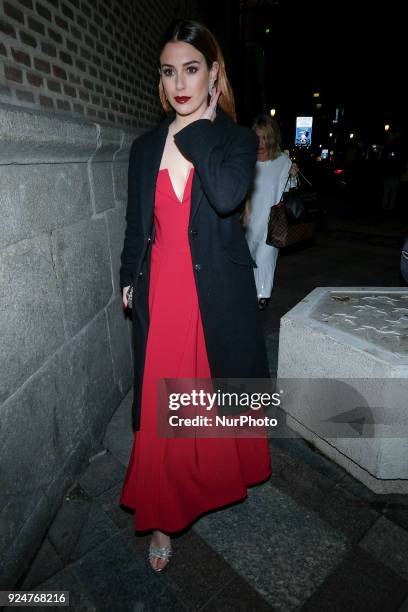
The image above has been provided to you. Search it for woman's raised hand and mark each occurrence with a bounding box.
[122,286,130,308]
[200,83,222,122]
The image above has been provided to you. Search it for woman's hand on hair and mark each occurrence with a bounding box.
[200,84,222,122]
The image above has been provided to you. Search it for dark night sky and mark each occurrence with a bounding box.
[259,1,405,132]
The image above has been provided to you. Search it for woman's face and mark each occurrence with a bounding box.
[255,126,276,159]
[255,128,267,156]
[159,41,218,116]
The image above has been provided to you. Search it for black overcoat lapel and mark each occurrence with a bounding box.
[139,113,172,238]
[140,107,230,235]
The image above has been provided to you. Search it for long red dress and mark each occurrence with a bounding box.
[120,166,272,532]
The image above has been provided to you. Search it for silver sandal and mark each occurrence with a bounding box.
[148,544,173,572]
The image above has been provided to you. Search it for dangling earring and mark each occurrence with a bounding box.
[208,81,214,96]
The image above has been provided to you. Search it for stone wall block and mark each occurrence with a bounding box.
[73,310,118,434]
[0,310,117,586]
[0,234,65,404]
[106,297,133,395]
[0,365,79,579]
[88,161,115,214]
[112,130,141,205]
[0,100,139,587]
[0,493,54,590]
[105,205,127,295]
[0,432,93,589]
[88,124,123,214]
[113,159,128,206]
[50,218,113,338]
[0,104,98,164]
[0,163,92,250]
[48,311,116,443]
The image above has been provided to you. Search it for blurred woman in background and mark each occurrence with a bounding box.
[244,115,298,310]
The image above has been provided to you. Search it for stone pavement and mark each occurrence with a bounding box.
[12,220,408,611]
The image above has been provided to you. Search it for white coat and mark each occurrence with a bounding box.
[245,153,293,298]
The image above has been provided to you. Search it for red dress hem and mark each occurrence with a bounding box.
[121,467,272,534]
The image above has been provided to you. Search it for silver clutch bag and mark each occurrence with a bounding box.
[126,284,134,308]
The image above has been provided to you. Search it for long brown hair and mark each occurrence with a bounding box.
[157,19,236,122]
[252,115,282,160]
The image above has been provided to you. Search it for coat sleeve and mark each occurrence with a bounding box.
[173,118,259,215]
[119,138,144,291]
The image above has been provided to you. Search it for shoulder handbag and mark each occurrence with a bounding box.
[126,283,134,308]
[265,171,294,248]
[266,202,288,248]
[266,170,316,248]
[266,202,315,248]
[283,170,317,225]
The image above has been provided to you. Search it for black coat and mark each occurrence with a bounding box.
[120,105,269,430]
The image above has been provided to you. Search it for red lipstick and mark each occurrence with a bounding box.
[175,96,191,104]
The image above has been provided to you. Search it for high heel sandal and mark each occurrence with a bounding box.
[258,298,269,311]
[148,543,173,572]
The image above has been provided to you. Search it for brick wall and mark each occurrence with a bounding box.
[0,0,202,128]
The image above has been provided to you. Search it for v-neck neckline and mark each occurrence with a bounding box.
[160,167,193,203]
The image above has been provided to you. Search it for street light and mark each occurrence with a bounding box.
[349,133,354,139]
[384,124,390,131]
[270,108,276,117]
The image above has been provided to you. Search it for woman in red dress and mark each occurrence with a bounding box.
[119,20,272,572]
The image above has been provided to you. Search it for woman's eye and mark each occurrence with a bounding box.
[161,66,197,77]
